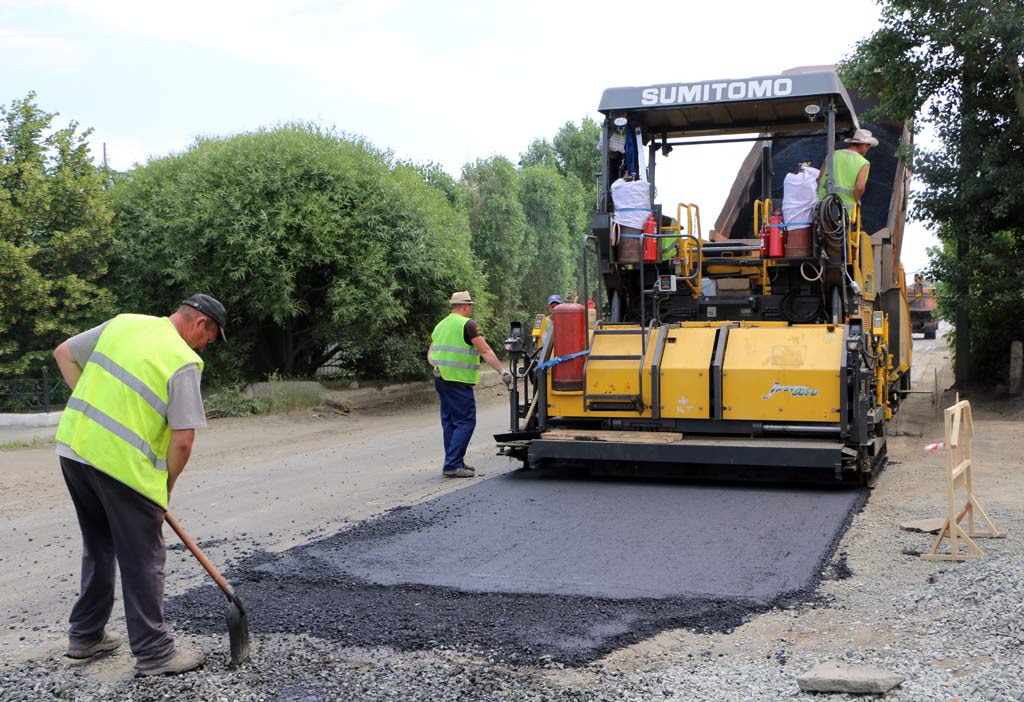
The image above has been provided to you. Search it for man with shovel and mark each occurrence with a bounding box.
[53,294,226,676]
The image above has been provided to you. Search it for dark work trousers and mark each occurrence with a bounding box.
[434,377,477,470]
[60,457,175,666]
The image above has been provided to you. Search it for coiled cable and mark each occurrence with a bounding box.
[818,193,847,246]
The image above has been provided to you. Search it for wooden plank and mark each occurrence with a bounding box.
[540,429,682,444]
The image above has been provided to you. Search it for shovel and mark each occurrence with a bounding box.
[165,512,251,667]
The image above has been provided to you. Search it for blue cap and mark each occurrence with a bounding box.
[547,295,563,305]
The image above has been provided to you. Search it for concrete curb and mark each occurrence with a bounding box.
[0,411,63,428]
[321,370,504,411]
[0,371,506,429]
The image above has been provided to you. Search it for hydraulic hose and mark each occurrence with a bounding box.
[817,193,847,246]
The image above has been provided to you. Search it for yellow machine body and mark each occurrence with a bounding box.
[549,325,653,419]
[658,325,716,419]
[722,325,842,422]
[583,325,650,405]
[546,323,843,424]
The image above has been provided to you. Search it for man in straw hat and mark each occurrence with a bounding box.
[817,128,879,212]
[428,291,513,478]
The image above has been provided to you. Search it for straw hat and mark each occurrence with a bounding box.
[845,129,879,146]
[449,291,474,305]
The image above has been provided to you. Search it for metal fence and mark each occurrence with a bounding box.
[0,369,69,413]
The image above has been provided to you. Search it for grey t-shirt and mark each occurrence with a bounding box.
[57,320,207,464]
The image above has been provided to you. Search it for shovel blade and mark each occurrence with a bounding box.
[226,593,251,667]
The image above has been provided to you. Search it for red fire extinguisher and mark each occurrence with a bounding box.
[642,213,658,262]
[768,209,785,258]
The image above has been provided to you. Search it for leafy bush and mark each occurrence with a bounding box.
[203,386,268,418]
[108,123,488,381]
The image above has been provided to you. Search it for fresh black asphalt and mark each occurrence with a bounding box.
[168,470,866,665]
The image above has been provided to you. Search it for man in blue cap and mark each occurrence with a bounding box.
[540,295,562,349]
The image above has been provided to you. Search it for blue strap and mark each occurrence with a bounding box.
[783,221,813,227]
[537,349,590,371]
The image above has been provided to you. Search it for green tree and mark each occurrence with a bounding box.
[0,93,116,376]
[109,123,486,381]
[841,0,1024,386]
[552,117,602,198]
[405,160,461,208]
[519,138,560,170]
[460,156,528,323]
[518,164,574,312]
[561,173,593,302]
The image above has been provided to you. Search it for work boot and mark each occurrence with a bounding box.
[65,631,122,659]
[458,464,476,473]
[442,467,475,478]
[134,648,206,677]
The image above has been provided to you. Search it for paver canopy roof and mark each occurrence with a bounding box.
[598,71,858,137]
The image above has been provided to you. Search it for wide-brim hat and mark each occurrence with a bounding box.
[450,290,474,305]
[181,293,227,341]
[845,128,879,146]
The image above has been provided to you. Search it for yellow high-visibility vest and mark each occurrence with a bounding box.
[430,313,480,384]
[818,149,870,210]
[56,314,202,508]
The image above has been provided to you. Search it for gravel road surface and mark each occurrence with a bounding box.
[2,332,1022,701]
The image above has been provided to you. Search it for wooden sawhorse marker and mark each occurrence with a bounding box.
[922,398,1005,561]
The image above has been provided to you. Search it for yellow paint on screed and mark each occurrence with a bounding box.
[584,325,647,398]
[546,323,721,420]
[546,325,652,419]
[659,327,716,418]
[546,322,847,424]
[581,325,657,418]
[722,325,842,422]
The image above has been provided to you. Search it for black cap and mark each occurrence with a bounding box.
[181,294,228,341]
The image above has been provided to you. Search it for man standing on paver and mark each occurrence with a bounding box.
[428,291,512,478]
[53,294,227,676]
[817,128,879,212]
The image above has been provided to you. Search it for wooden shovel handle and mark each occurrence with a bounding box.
[522,393,540,429]
[165,512,236,598]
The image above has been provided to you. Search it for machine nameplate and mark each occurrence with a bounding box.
[761,382,821,400]
[641,78,793,106]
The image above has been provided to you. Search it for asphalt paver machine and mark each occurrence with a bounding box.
[498,69,913,484]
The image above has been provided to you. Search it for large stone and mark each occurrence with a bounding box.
[797,662,905,694]
[899,517,946,534]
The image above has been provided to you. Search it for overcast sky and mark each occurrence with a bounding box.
[3,0,937,273]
